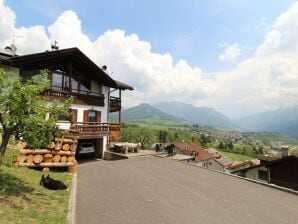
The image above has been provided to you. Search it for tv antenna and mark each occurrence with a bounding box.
[51,40,59,51]
[4,33,23,56]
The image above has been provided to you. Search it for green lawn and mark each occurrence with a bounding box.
[0,146,73,224]
[220,151,255,162]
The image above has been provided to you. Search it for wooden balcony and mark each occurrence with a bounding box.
[109,96,121,112]
[109,123,121,142]
[69,122,121,141]
[41,88,105,107]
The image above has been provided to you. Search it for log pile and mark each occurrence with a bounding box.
[16,138,78,172]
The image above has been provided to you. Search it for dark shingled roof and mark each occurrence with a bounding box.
[6,47,133,90]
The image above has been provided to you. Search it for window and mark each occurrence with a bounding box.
[52,71,71,91]
[58,113,69,121]
[52,72,63,90]
[88,111,96,122]
[80,80,91,94]
[71,78,78,92]
[84,110,101,123]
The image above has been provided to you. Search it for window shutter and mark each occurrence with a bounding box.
[96,111,101,122]
[70,109,77,123]
[83,110,89,122]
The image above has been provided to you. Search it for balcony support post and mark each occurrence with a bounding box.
[68,60,72,91]
[118,90,122,124]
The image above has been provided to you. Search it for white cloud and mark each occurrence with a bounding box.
[201,2,298,117]
[0,0,15,47]
[0,1,214,110]
[219,43,241,62]
[2,1,298,118]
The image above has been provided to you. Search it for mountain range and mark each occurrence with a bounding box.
[115,103,183,125]
[115,102,298,138]
[234,106,298,137]
[154,102,237,130]
[115,102,237,129]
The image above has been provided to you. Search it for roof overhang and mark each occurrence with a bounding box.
[6,48,120,88]
[115,80,134,91]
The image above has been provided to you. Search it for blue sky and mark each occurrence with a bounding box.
[2,0,298,118]
[5,0,296,71]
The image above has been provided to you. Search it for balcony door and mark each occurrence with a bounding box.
[84,110,101,123]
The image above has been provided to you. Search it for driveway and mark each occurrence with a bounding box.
[75,157,298,224]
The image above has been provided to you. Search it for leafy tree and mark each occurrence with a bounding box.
[0,69,72,165]
[227,140,234,150]
[174,133,179,140]
[159,130,168,143]
[218,141,224,149]
[258,146,264,155]
[199,134,208,147]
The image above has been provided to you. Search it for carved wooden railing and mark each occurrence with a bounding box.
[42,88,105,107]
[70,122,110,134]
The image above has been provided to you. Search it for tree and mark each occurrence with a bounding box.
[227,140,234,150]
[218,141,224,149]
[0,69,72,165]
[159,130,168,143]
[199,134,208,147]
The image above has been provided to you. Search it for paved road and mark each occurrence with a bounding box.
[76,157,298,224]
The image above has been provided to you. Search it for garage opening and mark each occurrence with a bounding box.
[76,138,104,160]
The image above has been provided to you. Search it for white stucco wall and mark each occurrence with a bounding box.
[209,159,224,171]
[0,65,19,77]
[245,166,267,182]
[57,86,110,129]
[91,80,103,94]
[197,158,224,172]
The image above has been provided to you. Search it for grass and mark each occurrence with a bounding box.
[0,145,73,224]
[220,151,255,162]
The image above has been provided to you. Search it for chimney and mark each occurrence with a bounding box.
[281,146,290,157]
[4,44,17,56]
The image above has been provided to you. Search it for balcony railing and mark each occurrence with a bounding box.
[41,87,105,107]
[69,122,121,141]
[70,122,110,134]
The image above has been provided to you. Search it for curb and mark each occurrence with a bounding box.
[67,172,77,224]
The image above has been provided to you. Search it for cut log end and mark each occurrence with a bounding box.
[53,155,61,162]
[47,141,56,149]
[60,156,68,163]
[17,154,27,164]
[33,154,43,164]
[26,154,34,164]
[43,154,53,163]
[68,156,75,163]
[62,143,70,151]
[42,167,50,172]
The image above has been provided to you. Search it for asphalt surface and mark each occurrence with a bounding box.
[76,157,298,224]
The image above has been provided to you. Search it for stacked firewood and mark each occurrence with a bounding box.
[16,138,78,172]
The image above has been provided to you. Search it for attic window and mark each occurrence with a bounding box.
[80,80,91,93]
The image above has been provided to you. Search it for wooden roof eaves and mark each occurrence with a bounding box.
[7,48,118,88]
[115,80,134,91]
